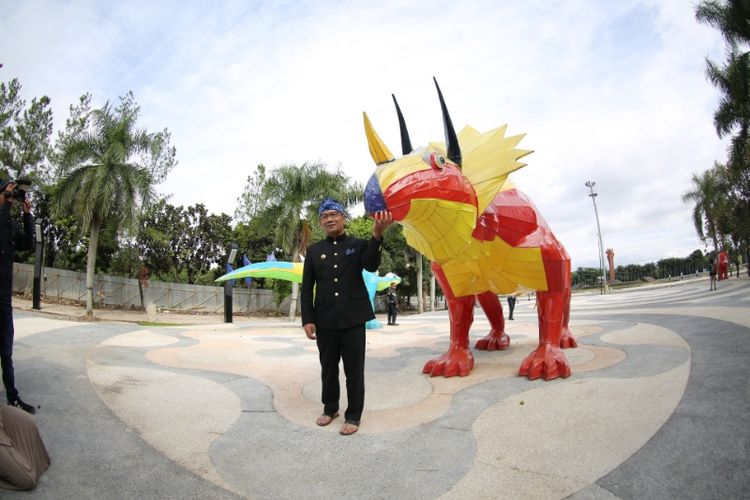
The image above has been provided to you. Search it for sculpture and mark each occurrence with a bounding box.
[363,78,575,380]
[718,250,729,280]
[216,260,400,329]
[606,248,616,282]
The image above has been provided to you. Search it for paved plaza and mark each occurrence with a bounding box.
[3,277,749,499]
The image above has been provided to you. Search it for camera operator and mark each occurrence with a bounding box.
[0,179,35,414]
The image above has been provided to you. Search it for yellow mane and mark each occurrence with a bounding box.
[433,125,532,214]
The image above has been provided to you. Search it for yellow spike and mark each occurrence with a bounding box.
[363,112,394,165]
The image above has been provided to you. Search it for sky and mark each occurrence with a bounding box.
[0,0,729,268]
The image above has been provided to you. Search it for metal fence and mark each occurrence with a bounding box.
[12,263,297,315]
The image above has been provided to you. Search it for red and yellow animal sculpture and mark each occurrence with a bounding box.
[363,79,576,381]
[718,250,729,280]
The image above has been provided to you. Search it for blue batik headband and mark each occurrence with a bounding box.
[319,198,345,217]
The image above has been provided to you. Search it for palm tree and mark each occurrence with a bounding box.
[256,163,362,320]
[696,0,750,274]
[54,102,156,315]
[695,0,750,48]
[705,50,750,160]
[682,166,728,251]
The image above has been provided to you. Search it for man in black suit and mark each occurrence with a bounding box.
[301,199,393,436]
[0,180,35,414]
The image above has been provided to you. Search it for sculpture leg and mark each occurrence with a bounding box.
[519,245,571,381]
[474,291,510,351]
[559,287,577,348]
[423,263,475,377]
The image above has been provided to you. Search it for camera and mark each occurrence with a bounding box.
[2,179,31,202]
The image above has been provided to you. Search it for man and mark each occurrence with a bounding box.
[507,294,516,320]
[709,258,717,291]
[0,180,35,414]
[386,282,398,325]
[301,199,392,436]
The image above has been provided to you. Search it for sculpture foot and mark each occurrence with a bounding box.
[475,330,510,351]
[518,343,570,381]
[423,347,474,377]
[559,326,577,349]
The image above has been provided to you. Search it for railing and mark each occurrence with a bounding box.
[11,263,295,314]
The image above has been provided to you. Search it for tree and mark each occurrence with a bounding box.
[0,78,53,183]
[181,204,233,284]
[255,163,362,321]
[682,166,728,252]
[138,199,232,285]
[705,50,750,161]
[53,94,176,315]
[696,0,750,49]
[234,164,267,223]
[695,0,750,274]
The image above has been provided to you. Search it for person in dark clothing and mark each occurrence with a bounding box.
[507,294,516,320]
[301,199,393,436]
[386,282,398,325]
[709,258,717,291]
[0,180,35,414]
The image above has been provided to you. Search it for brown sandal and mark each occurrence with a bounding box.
[316,412,339,426]
[339,420,359,436]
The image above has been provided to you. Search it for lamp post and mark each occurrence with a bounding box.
[224,243,238,323]
[585,181,608,294]
[32,218,43,309]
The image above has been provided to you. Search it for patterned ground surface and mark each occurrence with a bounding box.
[4,276,749,499]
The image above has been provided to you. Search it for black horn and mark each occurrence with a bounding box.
[392,94,413,155]
[433,77,462,167]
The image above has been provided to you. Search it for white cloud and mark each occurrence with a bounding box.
[0,0,728,267]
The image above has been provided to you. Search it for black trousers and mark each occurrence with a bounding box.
[387,303,397,324]
[0,302,18,402]
[316,324,366,422]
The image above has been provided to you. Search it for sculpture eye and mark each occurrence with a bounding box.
[431,154,446,170]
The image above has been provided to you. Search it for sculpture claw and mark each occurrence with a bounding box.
[475,329,510,351]
[423,347,474,377]
[559,327,577,349]
[518,343,570,381]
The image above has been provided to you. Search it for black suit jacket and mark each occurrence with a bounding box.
[301,233,382,330]
[0,204,33,305]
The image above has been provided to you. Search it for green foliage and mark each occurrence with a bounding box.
[270,279,292,309]
[572,267,601,286]
[346,215,373,239]
[231,217,275,265]
[234,164,267,223]
[49,91,176,313]
[255,162,362,261]
[682,165,728,250]
[137,199,232,284]
[695,0,750,275]
[0,78,53,183]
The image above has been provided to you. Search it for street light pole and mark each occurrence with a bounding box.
[585,181,608,294]
[224,243,238,323]
[32,219,43,309]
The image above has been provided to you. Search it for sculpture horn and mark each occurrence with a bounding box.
[392,94,413,155]
[363,112,394,165]
[433,77,462,167]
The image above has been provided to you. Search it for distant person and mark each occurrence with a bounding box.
[301,199,393,436]
[709,259,717,291]
[0,180,35,414]
[507,295,516,320]
[386,282,398,325]
[0,404,50,490]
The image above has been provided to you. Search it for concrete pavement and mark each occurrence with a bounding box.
[3,276,749,499]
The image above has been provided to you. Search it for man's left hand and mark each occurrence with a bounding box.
[372,210,394,239]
